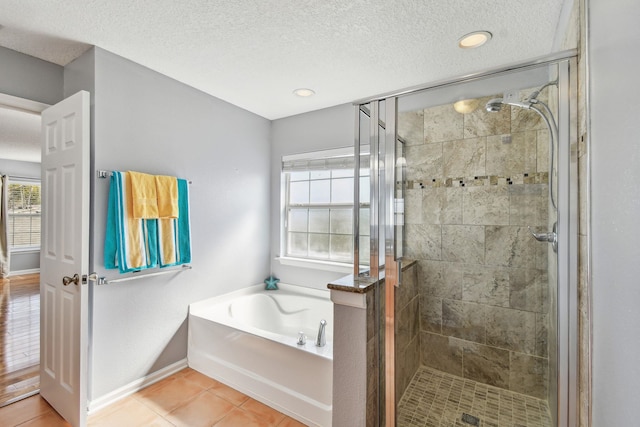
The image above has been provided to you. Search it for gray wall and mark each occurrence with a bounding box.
[0,159,42,274]
[0,46,63,105]
[589,0,640,423]
[270,104,354,289]
[66,48,271,401]
[0,48,61,275]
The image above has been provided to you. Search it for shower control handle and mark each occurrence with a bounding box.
[528,224,558,253]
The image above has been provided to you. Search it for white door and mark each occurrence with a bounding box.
[40,91,90,427]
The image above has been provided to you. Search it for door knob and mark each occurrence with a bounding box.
[62,274,80,286]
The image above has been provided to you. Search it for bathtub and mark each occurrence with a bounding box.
[187,283,333,427]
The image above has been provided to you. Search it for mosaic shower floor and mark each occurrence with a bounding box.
[397,366,552,427]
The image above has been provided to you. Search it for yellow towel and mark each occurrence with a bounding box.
[124,172,153,269]
[155,175,179,218]
[129,171,158,219]
[158,218,177,266]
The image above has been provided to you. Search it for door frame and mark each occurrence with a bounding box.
[0,93,48,405]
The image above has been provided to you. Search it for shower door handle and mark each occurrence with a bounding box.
[528,223,558,253]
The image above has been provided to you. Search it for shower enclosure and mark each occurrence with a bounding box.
[354,57,577,427]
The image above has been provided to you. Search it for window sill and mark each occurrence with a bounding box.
[276,257,356,274]
[10,247,40,254]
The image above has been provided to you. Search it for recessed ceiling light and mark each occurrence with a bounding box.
[293,88,315,97]
[458,31,492,49]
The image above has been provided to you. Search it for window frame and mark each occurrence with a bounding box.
[280,147,367,268]
[7,179,42,252]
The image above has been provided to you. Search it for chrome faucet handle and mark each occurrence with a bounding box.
[527,223,558,253]
[297,331,306,346]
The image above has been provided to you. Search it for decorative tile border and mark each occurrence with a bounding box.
[404,172,549,189]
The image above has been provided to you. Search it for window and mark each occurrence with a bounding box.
[7,181,41,250]
[282,148,369,264]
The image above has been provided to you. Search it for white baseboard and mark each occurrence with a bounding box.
[9,268,40,276]
[88,358,188,414]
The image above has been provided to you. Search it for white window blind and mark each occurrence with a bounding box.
[7,181,41,250]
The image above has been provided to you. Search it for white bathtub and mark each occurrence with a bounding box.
[187,283,333,427]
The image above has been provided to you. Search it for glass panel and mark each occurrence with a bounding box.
[287,232,307,257]
[330,234,352,261]
[330,209,352,234]
[331,177,354,203]
[359,176,370,205]
[289,181,309,204]
[309,179,330,204]
[310,170,331,180]
[395,137,405,260]
[289,171,310,181]
[309,234,330,259]
[390,63,562,427]
[359,207,370,236]
[309,209,330,233]
[288,209,308,232]
[358,236,370,265]
[332,169,354,178]
[7,183,42,249]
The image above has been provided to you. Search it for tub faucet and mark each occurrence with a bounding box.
[316,319,327,347]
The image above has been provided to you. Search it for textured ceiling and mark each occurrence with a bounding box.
[0,0,571,120]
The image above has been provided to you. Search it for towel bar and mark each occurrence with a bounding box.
[97,264,192,285]
[98,170,192,184]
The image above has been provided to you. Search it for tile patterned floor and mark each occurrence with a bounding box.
[398,366,552,427]
[0,368,307,426]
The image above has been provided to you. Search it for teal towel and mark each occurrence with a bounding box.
[177,178,192,264]
[104,171,159,273]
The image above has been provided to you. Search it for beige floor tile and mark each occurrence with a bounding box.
[241,398,286,426]
[135,376,205,415]
[181,369,219,390]
[209,381,250,406]
[0,395,53,426]
[165,390,235,427]
[89,396,169,427]
[213,408,272,427]
[277,416,308,427]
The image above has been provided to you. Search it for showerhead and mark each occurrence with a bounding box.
[485,98,504,112]
[485,97,534,113]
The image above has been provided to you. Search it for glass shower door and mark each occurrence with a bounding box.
[354,58,577,427]
[393,64,564,427]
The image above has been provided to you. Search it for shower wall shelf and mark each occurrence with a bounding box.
[96,264,192,285]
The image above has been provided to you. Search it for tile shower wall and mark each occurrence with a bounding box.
[399,93,551,400]
[395,262,420,402]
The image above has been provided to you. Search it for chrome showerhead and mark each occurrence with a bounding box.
[485,97,533,113]
[485,98,504,112]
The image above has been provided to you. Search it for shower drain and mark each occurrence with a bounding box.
[461,413,480,426]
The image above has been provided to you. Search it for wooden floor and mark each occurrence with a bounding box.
[0,274,40,407]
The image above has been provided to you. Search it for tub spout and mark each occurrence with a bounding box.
[316,319,327,347]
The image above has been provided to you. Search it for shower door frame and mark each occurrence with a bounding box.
[353,52,578,427]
